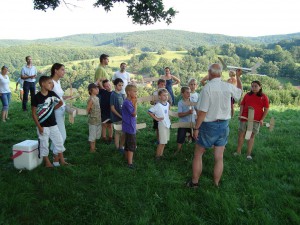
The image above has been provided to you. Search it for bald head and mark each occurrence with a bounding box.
[208,63,222,80]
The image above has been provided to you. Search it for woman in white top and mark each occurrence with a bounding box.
[50,63,70,157]
[0,66,11,122]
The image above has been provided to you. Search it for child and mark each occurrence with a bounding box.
[188,78,199,104]
[176,87,196,154]
[122,84,138,168]
[235,80,269,160]
[87,83,101,153]
[31,76,67,167]
[110,78,125,152]
[151,79,172,144]
[97,79,113,144]
[15,77,24,101]
[148,88,171,160]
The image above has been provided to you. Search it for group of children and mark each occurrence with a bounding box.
[32,68,269,168]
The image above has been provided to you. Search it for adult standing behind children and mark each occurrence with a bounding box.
[21,56,37,111]
[97,79,113,143]
[31,76,68,167]
[95,54,110,83]
[187,64,243,188]
[161,67,180,105]
[50,63,70,160]
[112,62,131,98]
[0,66,11,122]
[235,80,269,160]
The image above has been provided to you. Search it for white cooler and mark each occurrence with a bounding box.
[12,140,43,170]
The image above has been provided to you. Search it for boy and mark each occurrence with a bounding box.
[151,79,172,144]
[97,79,113,143]
[176,87,196,154]
[188,78,199,104]
[87,83,101,153]
[122,84,138,168]
[110,78,125,152]
[15,77,24,101]
[31,76,67,167]
[148,88,171,160]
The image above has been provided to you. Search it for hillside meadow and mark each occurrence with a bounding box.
[0,94,299,224]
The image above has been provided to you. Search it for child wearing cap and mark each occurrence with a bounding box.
[87,83,101,152]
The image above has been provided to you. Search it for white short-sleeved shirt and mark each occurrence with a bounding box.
[52,79,65,107]
[112,71,130,95]
[0,75,11,93]
[148,102,171,128]
[196,78,242,122]
[21,65,37,83]
[190,92,199,103]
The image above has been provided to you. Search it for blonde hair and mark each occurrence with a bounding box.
[158,88,168,96]
[188,78,197,85]
[125,84,137,94]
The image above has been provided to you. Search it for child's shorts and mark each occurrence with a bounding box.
[37,125,65,157]
[239,121,260,135]
[177,128,193,144]
[89,124,102,142]
[158,123,170,145]
[124,133,136,152]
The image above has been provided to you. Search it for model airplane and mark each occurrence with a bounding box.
[218,57,261,74]
[113,123,147,131]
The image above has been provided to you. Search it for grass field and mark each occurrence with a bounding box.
[0,97,299,225]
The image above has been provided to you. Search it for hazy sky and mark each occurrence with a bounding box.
[1,0,299,40]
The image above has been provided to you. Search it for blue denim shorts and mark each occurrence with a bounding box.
[196,120,229,148]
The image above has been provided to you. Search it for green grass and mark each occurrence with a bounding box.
[0,98,299,225]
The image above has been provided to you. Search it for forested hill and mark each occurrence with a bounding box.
[1,29,299,50]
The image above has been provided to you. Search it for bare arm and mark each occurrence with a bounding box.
[172,75,180,86]
[200,75,209,86]
[178,109,193,118]
[260,107,269,125]
[148,111,163,122]
[86,98,93,114]
[31,106,43,134]
[111,105,122,119]
[193,110,207,140]
[54,100,63,110]
[235,69,243,90]
[131,98,138,117]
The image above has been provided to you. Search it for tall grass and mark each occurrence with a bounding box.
[0,98,299,225]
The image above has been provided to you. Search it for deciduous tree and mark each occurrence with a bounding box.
[33,0,177,25]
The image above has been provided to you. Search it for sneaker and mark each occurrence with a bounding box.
[233,152,241,156]
[246,155,252,160]
[186,180,199,188]
[128,164,135,169]
[53,162,60,167]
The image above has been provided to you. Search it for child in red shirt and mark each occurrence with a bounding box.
[235,80,269,160]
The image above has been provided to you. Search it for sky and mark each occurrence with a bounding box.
[1,0,299,40]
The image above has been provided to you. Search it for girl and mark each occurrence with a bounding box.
[235,80,269,159]
[50,63,71,165]
[161,67,180,105]
[0,66,11,122]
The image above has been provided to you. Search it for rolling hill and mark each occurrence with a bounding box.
[0,29,299,50]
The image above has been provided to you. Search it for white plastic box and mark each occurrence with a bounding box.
[12,140,43,170]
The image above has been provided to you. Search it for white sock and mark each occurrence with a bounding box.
[53,162,60,167]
